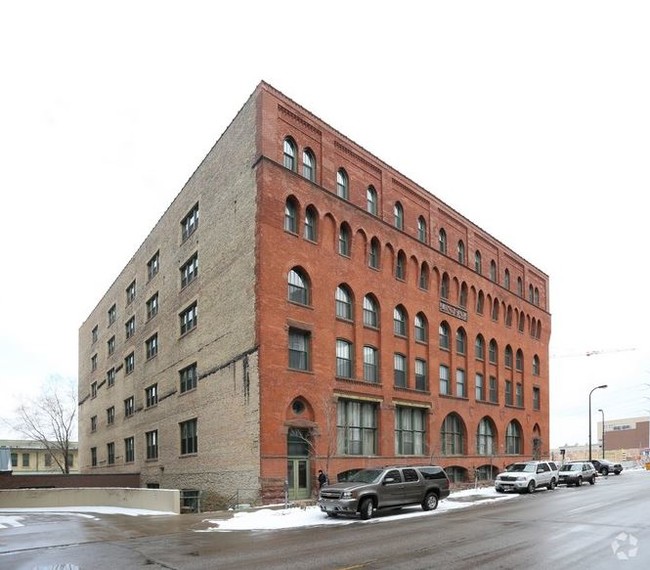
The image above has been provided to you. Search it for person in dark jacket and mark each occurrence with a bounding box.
[317,469,328,488]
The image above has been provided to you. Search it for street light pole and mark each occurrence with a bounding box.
[589,385,607,462]
[597,408,605,460]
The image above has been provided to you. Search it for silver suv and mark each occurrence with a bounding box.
[495,460,559,493]
[318,465,450,520]
[558,461,597,486]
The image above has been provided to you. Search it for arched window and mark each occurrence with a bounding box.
[288,268,309,305]
[335,285,353,320]
[284,197,298,233]
[417,216,427,243]
[394,202,404,230]
[368,238,380,269]
[505,345,513,368]
[477,418,495,455]
[336,339,353,378]
[414,313,427,342]
[283,137,297,171]
[366,186,378,215]
[456,328,466,354]
[363,346,379,383]
[363,295,379,328]
[419,262,429,290]
[394,353,407,387]
[395,250,406,280]
[534,287,540,306]
[518,312,525,332]
[517,277,523,297]
[475,335,485,360]
[491,298,499,321]
[504,269,511,290]
[338,224,351,256]
[490,260,497,282]
[393,305,407,336]
[441,273,450,300]
[506,421,522,454]
[441,413,465,455]
[336,168,349,200]
[474,250,482,273]
[439,322,450,350]
[533,355,540,376]
[476,290,484,314]
[489,339,498,364]
[457,240,465,264]
[528,284,534,303]
[438,228,447,254]
[304,206,317,241]
[516,349,524,372]
[459,283,468,308]
[302,148,315,181]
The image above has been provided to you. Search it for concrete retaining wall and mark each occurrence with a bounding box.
[0,487,180,514]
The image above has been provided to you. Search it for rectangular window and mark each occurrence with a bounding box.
[180,418,198,455]
[337,399,378,455]
[147,251,160,280]
[180,252,199,288]
[516,382,524,407]
[107,367,115,387]
[125,316,135,339]
[181,203,199,241]
[124,396,135,418]
[336,339,353,378]
[394,353,407,388]
[126,280,136,304]
[11,453,17,467]
[107,442,115,465]
[91,354,97,371]
[91,447,97,467]
[475,373,485,401]
[92,325,98,343]
[146,430,159,460]
[107,335,115,356]
[456,368,466,398]
[145,383,158,408]
[288,328,310,371]
[505,380,513,406]
[363,346,378,383]
[489,375,498,403]
[146,293,159,320]
[107,406,115,425]
[124,437,135,463]
[395,406,426,455]
[44,453,52,467]
[533,386,541,410]
[439,364,450,395]
[180,303,198,335]
[91,381,97,398]
[146,334,158,359]
[91,415,97,432]
[180,363,198,393]
[22,453,30,467]
[415,359,427,391]
[108,304,116,326]
[125,352,135,374]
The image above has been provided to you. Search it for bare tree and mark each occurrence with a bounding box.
[13,375,78,474]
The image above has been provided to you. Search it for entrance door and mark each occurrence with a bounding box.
[287,428,311,500]
[287,458,310,500]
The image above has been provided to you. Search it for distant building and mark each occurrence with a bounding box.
[0,440,79,474]
[78,81,551,506]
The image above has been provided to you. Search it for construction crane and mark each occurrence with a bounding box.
[552,347,637,359]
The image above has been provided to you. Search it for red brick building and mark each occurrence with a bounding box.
[79,81,550,505]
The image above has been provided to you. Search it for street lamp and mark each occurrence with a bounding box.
[597,408,605,460]
[589,385,607,462]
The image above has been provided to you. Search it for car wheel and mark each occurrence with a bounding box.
[422,492,439,511]
[600,467,609,476]
[496,487,505,493]
[527,480,536,494]
[326,512,338,518]
[576,476,582,487]
[547,478,556,490]
[359,498,373,520]
[589,475,596,485]
[615,470,621,475]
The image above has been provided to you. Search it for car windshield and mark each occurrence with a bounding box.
[507,463,536,473]
[348,469,383,483]
[561,464,581,471]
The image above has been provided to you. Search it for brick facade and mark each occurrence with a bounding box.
[79,82,550,505]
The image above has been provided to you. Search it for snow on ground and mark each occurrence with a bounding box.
[199,485,518,532]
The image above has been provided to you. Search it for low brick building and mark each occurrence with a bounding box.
[78,81,551,507]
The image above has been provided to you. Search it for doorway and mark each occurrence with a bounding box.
[287,428,311,500]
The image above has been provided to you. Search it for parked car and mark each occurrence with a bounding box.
[590,459,623,476]
[318,465,450,520]
[557,461,597,486]
[494,460,559,493]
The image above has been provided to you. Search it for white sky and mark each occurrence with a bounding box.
[1,1,649,447]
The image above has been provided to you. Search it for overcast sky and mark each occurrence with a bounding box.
[1,1,648,448]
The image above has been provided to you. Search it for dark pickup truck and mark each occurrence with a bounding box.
[317,465,450,520]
